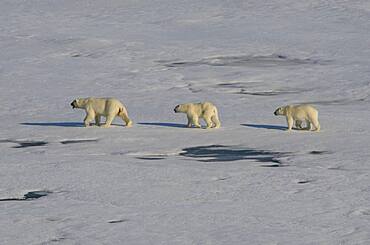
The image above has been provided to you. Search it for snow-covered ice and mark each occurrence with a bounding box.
[1,0,370,244]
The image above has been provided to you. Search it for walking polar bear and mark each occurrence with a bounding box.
[71,97,132,127]
[174,102,221,129]
[274,104,320,131]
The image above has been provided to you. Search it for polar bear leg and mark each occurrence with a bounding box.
[308,111,320,131]
[120,112,132,127]
[84,111,95,127]
[204,115,213,129]
[311,118,320,131]
[122,115,133,127]
[295,120,303,129]
[191,115,201,128]
[95,115,101,126]
[211,114,221,128]
[305,120,311,130]
[118,107,132,127]
[101,114,115,128]
[186,115,193,128]
[203,112,214,128]
[286,116,294,131]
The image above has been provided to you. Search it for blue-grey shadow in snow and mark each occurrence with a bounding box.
[241,123,286,131]
[138,122,187,128]
[21,122,84,127]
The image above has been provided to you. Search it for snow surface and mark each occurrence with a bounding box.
[1,0,370,244]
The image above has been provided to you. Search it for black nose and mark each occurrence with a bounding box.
[274,111,277,115]
[174,108,177,113]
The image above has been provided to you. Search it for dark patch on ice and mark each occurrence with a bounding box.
[60,139,98,144]
[327,166,344,171]
[136,157,166,160]
[187,81,309,96]
[237,89,300,96]
[0,198,24,202]
[215,82,306,96]
[215,177,231,181]
[108,219,129,224]
[180,145,285,163]
[69,51,106,59]
[302,97,367,106]
[238,91,281,96]
[168,62,187,66]
[159,54,327,68]
[13,141,48,148]
[260,164,278,167]
[297,180,312,184]
[138,122,187,128]
[0,139,48,148]
[241,124,286,131]
[21,122,84,127]
[309,151,330,155]
[0,191,52,202]
[217,82,250,88]
[260,163,287,167]
[23,191,51,199]
[188,86,203,93]
[111,152,127,156]
[49,237,67,242]
[71,53,82,57]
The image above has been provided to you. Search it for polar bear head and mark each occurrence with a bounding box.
[70,99,78,109]
[174,104,188,113]
[274,106,286,116]
[70,98,87,109]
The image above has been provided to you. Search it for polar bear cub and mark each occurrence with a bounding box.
[274,104,320,131]
[71,97,133,127]
[174,102,221,129]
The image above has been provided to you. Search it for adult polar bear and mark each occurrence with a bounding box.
[71,97,132,127]
[174,102,221,129]
[274,104,320,131]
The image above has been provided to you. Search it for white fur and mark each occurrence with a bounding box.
[174,102,221,129]
[274,104,320,131]
[71,97,133,127]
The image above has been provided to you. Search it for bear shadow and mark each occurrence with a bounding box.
[241,123,287,131]
[21,122,84,127]
[21,122,124,127]
[138,122,187,128]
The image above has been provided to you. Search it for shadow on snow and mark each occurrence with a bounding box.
[241,123,286,131]
[138,122,187,128]
[21,122,84,127]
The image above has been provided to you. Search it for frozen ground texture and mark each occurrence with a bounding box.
[1,0,370,244]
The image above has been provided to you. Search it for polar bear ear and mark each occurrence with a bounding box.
[74,99,83,107]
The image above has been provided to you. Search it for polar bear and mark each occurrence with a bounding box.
[174,102,221,129]
[71,97,133,128]
[274,104,320,131]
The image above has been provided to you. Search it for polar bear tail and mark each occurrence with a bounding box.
[118,107,133,127]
